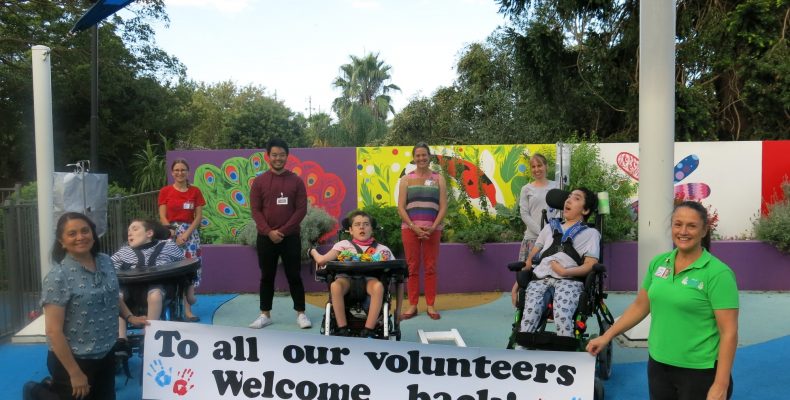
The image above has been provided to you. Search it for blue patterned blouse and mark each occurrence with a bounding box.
[40,253,119,358]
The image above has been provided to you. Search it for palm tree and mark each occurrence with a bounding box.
[332,53,401,121]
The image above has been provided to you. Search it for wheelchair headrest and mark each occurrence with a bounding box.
[545,188,571,210]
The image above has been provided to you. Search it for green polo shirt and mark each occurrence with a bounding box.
[643,249,739,369]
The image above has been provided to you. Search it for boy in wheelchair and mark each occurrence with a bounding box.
[511,187,601,340]
[309,210,394,338]
[111,219,185,360]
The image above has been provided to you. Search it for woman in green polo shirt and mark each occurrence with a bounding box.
[587,201,739,400]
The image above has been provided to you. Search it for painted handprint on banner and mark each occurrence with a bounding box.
[146,359,172,388]
[173,368,195,396]
[616,153,711,219]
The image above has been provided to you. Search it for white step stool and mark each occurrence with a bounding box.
[417,328,467,347]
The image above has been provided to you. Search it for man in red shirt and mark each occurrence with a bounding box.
[248,138,311,329]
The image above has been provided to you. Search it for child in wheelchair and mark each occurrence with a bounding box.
[511,187,601,339]
[309,210,395,338]
[111,219,184,360]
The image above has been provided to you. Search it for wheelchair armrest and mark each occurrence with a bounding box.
[507,261,526,272]
[516,270,533,289]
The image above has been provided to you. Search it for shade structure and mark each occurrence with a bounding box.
[70,0,136,33]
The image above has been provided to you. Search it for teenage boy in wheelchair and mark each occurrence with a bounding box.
[508,187,615,386]
[111,219,199,379]
[309,210,401,338]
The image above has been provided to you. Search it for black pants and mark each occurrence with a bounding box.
[47,351,115,400]
[256,234,305,312]
[648,356,733,400]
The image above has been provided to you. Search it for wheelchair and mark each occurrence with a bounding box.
[115,258,200,380]
[315,260,407,340]
[507,188,615,400]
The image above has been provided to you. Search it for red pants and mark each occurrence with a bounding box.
[402,228,441,306]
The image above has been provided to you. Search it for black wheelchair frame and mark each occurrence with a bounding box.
[116,258,200,380]
[506,189,616,400]
[315,260,407,340]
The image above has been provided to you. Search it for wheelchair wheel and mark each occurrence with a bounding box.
[593,377,605,400]
[321,303,333,336]
[596,341,613,380]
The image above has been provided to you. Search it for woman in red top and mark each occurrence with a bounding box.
[158,158,205,322]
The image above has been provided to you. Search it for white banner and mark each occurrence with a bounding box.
[143,321,594,400]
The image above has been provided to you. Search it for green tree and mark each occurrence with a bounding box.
[331,53,400,146]
[496,0,789,141]
[0,0,189,188]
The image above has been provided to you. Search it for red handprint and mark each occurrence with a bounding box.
[172,368,194,396]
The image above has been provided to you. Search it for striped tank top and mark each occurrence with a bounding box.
[402,171,442,230]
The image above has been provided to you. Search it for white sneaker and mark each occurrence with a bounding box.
[296,313,312,329]
[248,314,272,329]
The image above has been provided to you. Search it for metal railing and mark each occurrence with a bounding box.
[0,190,159,339]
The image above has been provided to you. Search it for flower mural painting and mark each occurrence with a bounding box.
[617,152,712,220]
[194,152,346,243]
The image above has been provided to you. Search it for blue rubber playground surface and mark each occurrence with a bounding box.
[1,291,787,399]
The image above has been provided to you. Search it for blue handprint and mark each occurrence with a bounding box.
[146,359,173,387]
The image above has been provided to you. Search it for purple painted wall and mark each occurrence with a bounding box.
[197,241,790,294]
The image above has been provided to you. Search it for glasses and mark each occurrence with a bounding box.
[352,222,371,228]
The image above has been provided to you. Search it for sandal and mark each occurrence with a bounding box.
[427,311,441,320]
[184,315,201,323]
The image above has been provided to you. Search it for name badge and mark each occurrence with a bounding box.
[424,179,435,186]
[655,266,669,279]
[277,196,289,205]
[183,201,194,210]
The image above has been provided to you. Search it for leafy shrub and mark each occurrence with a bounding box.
[237,205,337,259]
[360,204,404,256]
[566,138,637,242]
[754,180,790,254]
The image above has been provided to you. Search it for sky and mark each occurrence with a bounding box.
[144,0,508,117]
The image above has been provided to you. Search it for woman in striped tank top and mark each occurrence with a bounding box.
[397,143,448,320]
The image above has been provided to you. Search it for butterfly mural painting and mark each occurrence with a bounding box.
[616,152,711,219]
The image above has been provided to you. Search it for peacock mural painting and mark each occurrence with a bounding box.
[193,152,347,243]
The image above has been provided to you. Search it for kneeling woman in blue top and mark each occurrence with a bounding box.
[41,212,145,399]
[587,201,738,400]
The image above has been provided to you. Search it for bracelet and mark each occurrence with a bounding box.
[124,314,132,323]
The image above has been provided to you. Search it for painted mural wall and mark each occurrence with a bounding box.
[167,140,787,242]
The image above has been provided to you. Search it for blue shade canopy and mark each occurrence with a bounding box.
[70,0,136,34]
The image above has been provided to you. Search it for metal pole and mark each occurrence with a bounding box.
[620,0,677,346]
[32,45,55,279]
[638,0,676,284]
[90,25,99,171]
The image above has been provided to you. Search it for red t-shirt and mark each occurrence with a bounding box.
[158,185,206,223]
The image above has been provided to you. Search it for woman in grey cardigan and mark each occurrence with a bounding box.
[518,153,559,261]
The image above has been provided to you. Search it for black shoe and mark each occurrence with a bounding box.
[113,338,131,359]
[334,327,351,337]
[359,328,377,339]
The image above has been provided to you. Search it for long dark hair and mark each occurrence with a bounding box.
[673,201,711,250]
[575,187,598,223]
[51,212,101,263]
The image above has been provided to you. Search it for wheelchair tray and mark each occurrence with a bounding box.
[117,258,201,285]
[320,260,406,276]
